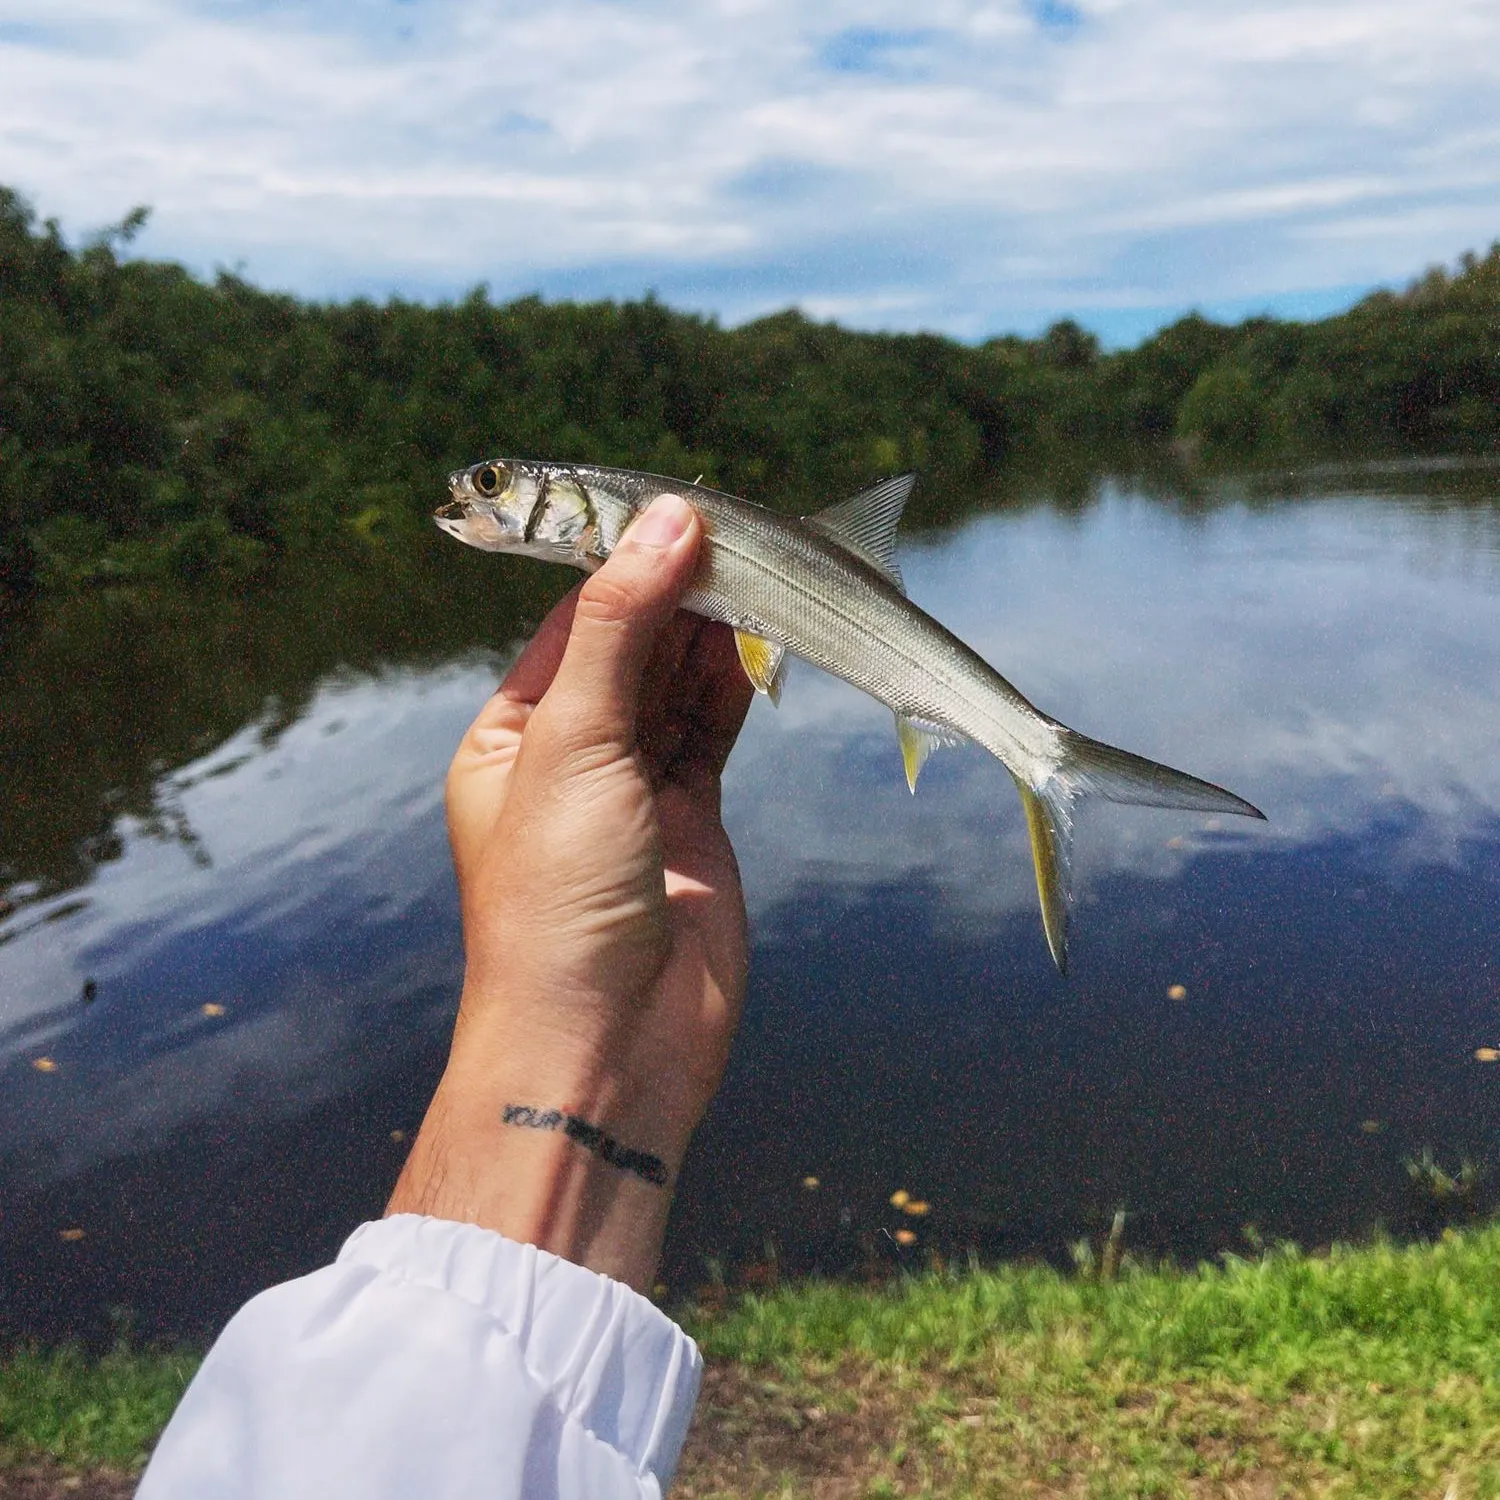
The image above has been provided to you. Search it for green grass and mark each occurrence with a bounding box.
[9,1229,1500,1493]
[687,1227,1500,1385]
[0,1341,199,1469]
[677,1227,1500,1496]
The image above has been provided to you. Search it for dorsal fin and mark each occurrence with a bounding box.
[803,473,916,593]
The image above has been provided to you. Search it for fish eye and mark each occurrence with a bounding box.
[473,463,505,498]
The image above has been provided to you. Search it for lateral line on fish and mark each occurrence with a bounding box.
[712,528,1035,756]
[708,529,932,683]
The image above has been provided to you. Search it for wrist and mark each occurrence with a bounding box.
[445,974,710,1162]
[385,1010,689,1292]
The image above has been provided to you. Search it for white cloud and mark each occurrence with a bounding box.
[2,0,1498,337]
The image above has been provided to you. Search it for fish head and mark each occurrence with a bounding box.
[436,459,600,564]
[436,459,528,553]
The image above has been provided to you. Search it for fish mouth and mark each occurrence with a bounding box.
[433,500,468,523]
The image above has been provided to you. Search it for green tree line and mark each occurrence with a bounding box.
[2,183,1497,597]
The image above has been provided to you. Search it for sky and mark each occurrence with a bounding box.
[2,0,1499,345]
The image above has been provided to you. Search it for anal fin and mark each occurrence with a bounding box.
[895,714,966,793]
[735,631,789,705]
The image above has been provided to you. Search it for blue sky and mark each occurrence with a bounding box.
[2,0,1498,346]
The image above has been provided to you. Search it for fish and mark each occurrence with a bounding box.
[435,459,1265,972]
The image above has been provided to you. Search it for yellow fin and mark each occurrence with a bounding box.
[895,715,942,793]
[1014,776,1073,975]
[895,715,967,793]
[734,631,788,705]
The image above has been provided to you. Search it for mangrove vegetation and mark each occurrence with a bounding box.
[2,183,1499,599]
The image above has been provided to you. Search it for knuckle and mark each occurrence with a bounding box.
[576,567,644,626]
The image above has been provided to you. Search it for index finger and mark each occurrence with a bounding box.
[675,620,755,783]
[494,582,584,708]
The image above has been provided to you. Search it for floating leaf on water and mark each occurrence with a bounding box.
[201,1003,226,1018]
[893,1228,917,1247]
[1360,1120,1385,1134]
[889,1189,910,1208]
[1475,1048,1499,1063]
[903,1200,931,1217]
[1166,836,1186,850]
[31,1057,57,1073]
[390,1129,407,1143]
[59,1228,85,1242]
[801,1176,820,1190]
[1167,984,1188,1002]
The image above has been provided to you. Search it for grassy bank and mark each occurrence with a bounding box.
[8,1228,1500,1495]
[679,1226,1500,1496]
[0,1342,196,1471]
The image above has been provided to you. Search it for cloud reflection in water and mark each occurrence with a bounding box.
[4,481,1500,1333]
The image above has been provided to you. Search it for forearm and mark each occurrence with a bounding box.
[385,990,693,1293]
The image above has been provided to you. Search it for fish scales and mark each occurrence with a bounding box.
[519,463,1055,767]
[686,492,1057,770]
[435,458,1264,972]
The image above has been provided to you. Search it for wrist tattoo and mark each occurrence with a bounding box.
[501,1104,668,1187]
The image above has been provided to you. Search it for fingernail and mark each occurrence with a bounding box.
[623,493,694,550]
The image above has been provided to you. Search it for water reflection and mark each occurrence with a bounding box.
[727,481,1500,929]
[5,467,1500,1341]
[1,665,487,1171]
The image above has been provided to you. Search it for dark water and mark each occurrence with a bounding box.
[5,461,1500,1345]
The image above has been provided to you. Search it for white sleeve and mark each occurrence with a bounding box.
[136,1214,702,1500]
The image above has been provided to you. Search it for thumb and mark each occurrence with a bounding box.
[535,492,702,752]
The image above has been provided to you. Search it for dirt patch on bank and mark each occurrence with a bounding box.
[0,1464,136,1500]
[674,1358,944,1499]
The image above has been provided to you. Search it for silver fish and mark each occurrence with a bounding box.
[436,459,1264,972]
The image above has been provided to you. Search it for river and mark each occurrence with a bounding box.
[4,458,1500,1343]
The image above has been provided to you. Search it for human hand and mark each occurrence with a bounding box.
[387,494,754,1290]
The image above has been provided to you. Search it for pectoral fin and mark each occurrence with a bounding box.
[735,631,789,705]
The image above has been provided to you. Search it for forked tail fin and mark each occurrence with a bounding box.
[1013,774,1076,974]
[1055,728,1266,819]
[1016,730,1265,974]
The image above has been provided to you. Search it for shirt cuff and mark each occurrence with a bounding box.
[340,1214,702,1486]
